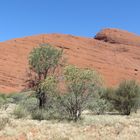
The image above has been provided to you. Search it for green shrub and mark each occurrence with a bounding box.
[31,109,47,120]
[13,105,29,119]
[45,109,62,120]
[88,98,112,115]
[31,105,61,120]
[5,97,14,104]
[0,97,6,108]
[87,87,114,115]
[104,80,140,115]
[0,93,7,108]
[8,92,28,104]
[20,97,38,113]
[0,93,7,99]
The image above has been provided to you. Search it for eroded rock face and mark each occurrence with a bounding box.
[0,29,140,93]
[95,28,140,46]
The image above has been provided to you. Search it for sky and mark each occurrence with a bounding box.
[0,0,140,41]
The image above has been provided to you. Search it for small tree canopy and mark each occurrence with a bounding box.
[29,44,63,80]
[64,65,102,93]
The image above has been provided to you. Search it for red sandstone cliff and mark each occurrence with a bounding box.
[0,28,140,93]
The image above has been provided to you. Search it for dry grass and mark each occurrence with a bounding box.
[0,104,140,140]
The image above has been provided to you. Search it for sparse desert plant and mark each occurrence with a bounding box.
[5,97,14,104]
[88,98,112,115]
[31,109,48,120]
[0,97,6,108]
[57,65,102,121]
[0,117,10,130]
[31,105,62,120]
[0,93,7,99]
[20,97,38,113]
[0,93,7,107]
[7,92,29,104]
[87,87,114,115]
[13,105,29,119]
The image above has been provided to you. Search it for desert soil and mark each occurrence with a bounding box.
[0,104,140,140]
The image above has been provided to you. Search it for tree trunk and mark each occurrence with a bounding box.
[38,91,46,109]
[39,98,43,109]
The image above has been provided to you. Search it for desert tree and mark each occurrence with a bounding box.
[27,44,63,108]
[58,65,102,121]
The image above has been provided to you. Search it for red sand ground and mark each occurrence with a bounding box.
[0,28,140,93]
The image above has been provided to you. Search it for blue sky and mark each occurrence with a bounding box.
[0,0,140,41]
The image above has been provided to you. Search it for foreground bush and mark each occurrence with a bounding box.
[104,80,140,115]
[88,98,112,115]
[20,97,38,113]
[87,88,114,115]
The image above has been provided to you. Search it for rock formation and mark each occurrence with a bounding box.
[0,28,140,93]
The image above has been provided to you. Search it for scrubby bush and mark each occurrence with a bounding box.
[20,97,38,113]
[13,105,29,119]
[88,98,112,115]
[0,93,7,108]
[31,109,47,120]
[0,93,7,99]
[0,117,10,130]
[7,92,30,104]
[87,88,114,115]
[31,108,61,121]
[115,80,140,115]
[0,92,30,107]
[104,80,140,115]
[0,97,6,108]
